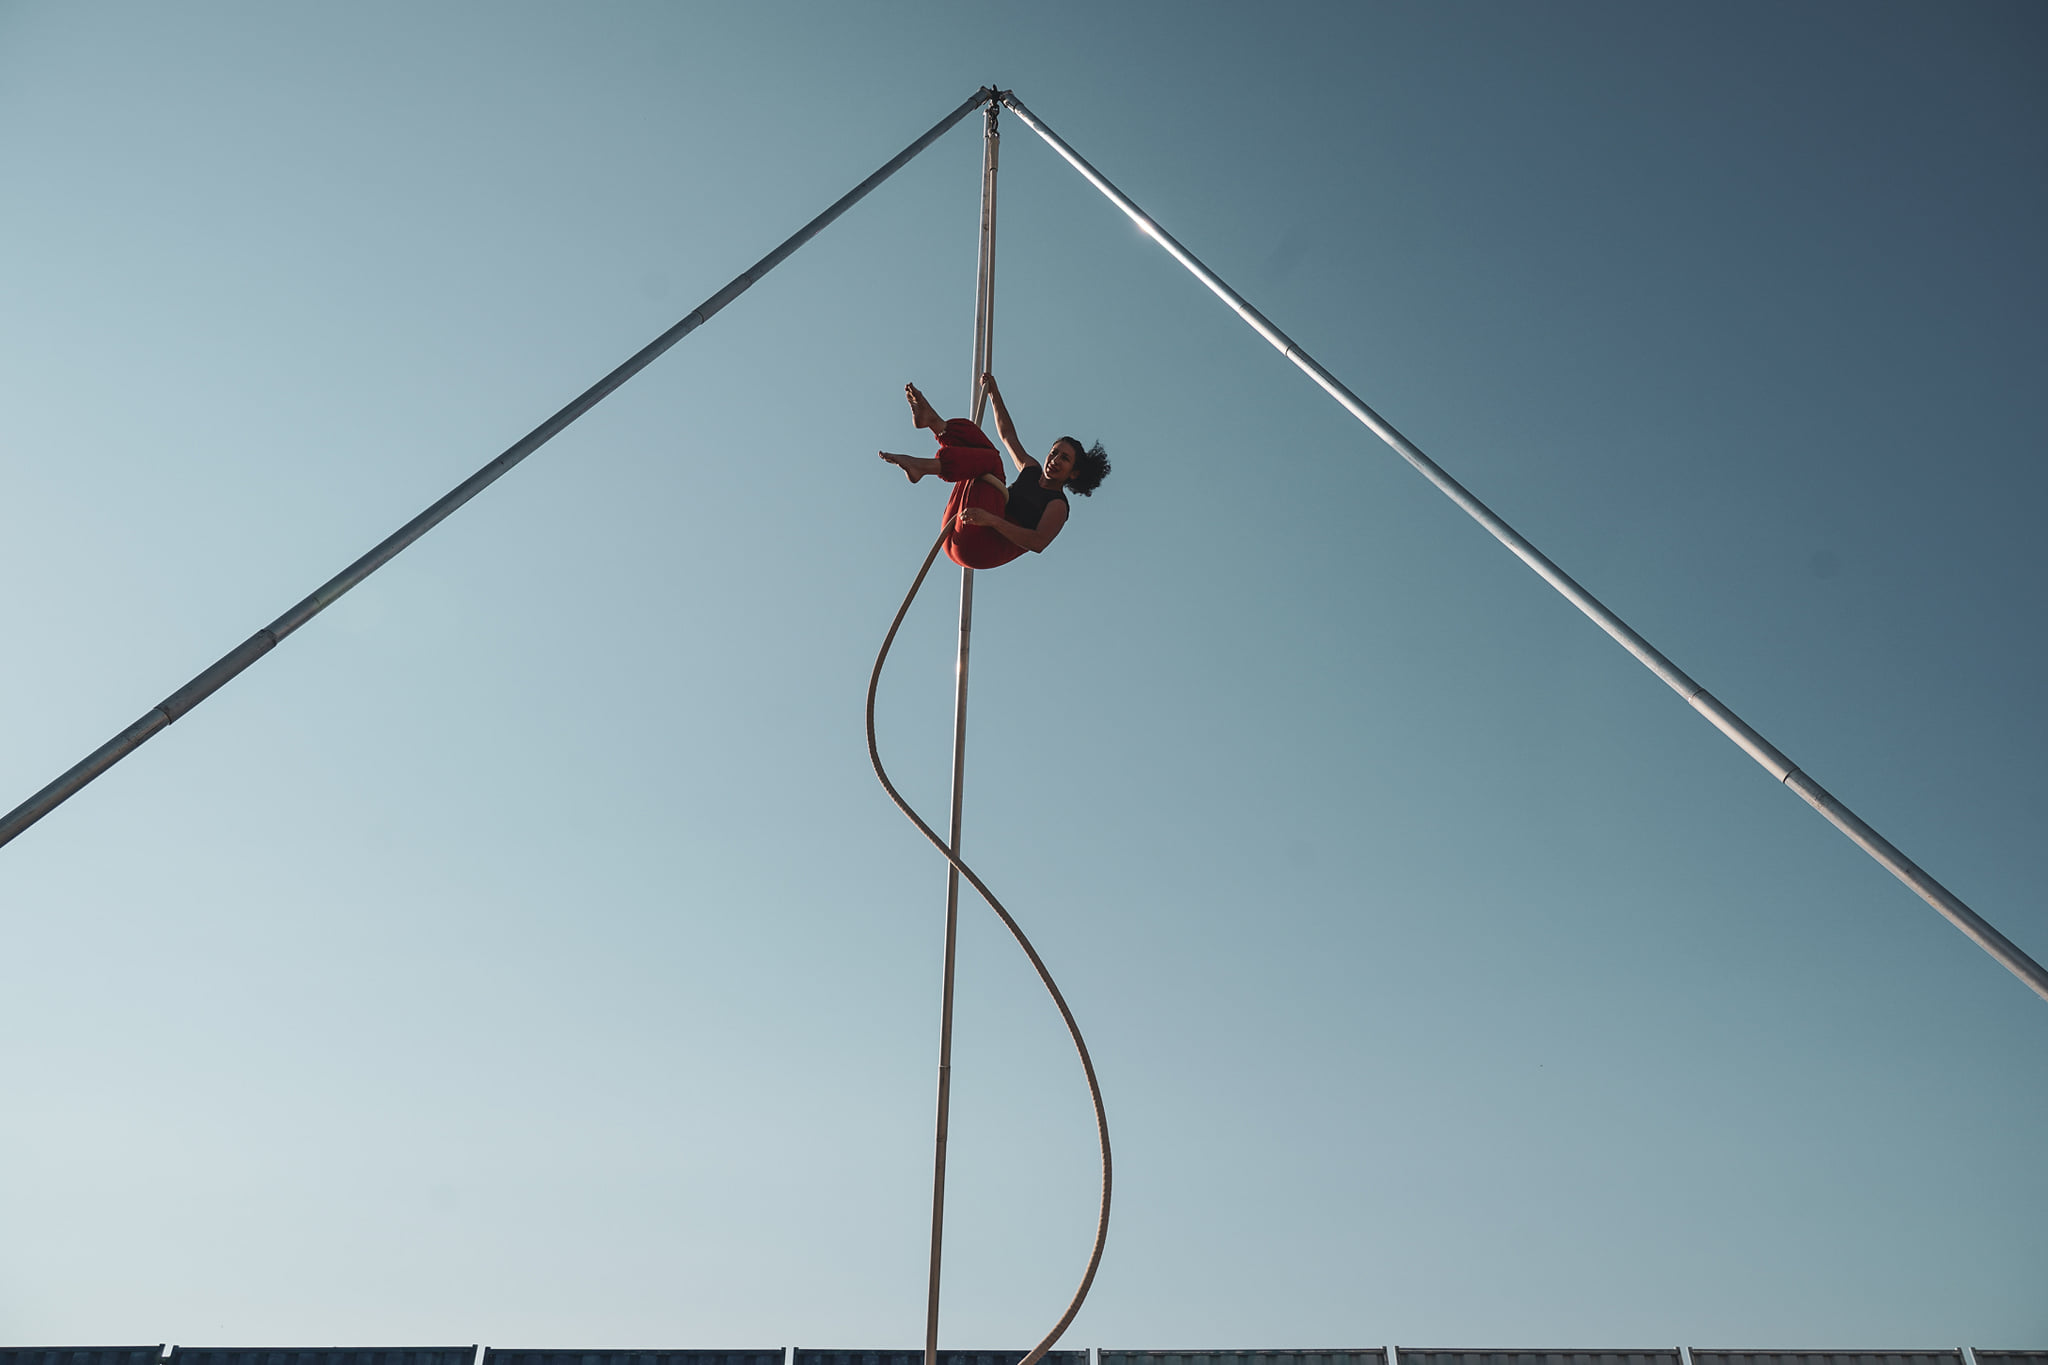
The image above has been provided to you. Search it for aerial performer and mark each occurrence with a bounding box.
[880,374,1110,569]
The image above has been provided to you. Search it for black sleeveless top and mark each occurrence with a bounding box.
[1005,460,1067,531]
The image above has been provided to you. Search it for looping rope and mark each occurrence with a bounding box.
[865,532,1113,1365]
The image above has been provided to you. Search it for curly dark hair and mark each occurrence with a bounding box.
[1057,437,1110,497]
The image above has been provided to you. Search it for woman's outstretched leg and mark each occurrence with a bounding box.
[879,382,953,481]
[873,383,1018,569]
[884,382,1005,483]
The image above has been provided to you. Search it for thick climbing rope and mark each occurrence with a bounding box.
[866,530,1112,1365]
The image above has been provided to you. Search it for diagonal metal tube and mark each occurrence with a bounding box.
[1002,91,2048,1005]
[0,87,997,853]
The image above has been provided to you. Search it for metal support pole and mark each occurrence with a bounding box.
[1001,92,2048,1006]
[926,93,1001,1365]
[0,88,997,853]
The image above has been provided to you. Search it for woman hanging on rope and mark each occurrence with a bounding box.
[880,374,1109,570]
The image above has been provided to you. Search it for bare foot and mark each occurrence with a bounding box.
[904,382,944,435]
[880,450,926,483]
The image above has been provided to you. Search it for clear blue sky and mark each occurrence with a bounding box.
[3,0,2043,1350]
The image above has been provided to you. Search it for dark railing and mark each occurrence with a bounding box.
[6,1349,2038,1365]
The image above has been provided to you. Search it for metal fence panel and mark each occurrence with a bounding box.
[1399,1351,1676,1365]
[1102,1351,1386,1365]
[1972,1356,2047,1365]
[1693,1352,1962,1365]
[487,1353,779,1365]
[1,1351,165,1365]
[174,1349,475,1365]
[797,1351,1086,1365]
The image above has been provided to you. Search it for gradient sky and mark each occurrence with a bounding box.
[3,0,2044,1351]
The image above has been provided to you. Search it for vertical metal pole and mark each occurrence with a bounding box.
[926,96,1000,1365]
